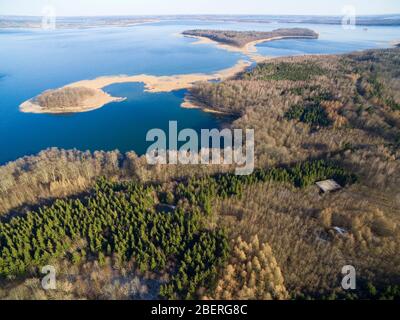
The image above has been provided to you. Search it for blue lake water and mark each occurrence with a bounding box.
[0,20,399,164]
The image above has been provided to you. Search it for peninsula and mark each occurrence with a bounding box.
[183,28,319,59]
[19,60,251,114]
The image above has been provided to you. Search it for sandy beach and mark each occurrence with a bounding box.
[180,95,229,114]
[67,59,251,92]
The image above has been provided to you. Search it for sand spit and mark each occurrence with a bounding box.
[67,59,251,92]
[20,60,251,114]
[180,95,229,115]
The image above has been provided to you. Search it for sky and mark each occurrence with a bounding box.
[0,0,400,16]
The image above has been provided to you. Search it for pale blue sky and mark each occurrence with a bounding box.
[1,0,399,16]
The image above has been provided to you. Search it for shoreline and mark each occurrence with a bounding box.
[20,60,252,114]
[185,34,319,62]
[180,95,230,115]
[20,90,126,114]
[391,40,400,47]
[0,19,161,30]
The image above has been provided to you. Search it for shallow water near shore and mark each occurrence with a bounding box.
[0,20,399,164]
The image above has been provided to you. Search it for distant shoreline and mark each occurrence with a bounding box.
[19,60,252,114]
[2,15,400,28]
[0,18,160,30]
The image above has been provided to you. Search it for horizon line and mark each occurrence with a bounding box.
[1,13,400,18]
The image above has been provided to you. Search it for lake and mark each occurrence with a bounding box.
[0,20,399,164]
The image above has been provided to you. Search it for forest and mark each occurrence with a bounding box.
[34,87,97,110]
[1,48,400,300]
[0,159,358,299]
[182,28,319,47]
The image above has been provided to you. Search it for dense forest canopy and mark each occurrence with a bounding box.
[0,160,361,299]
[33,87,97,110]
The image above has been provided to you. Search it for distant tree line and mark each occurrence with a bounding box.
[183,28,319,47]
